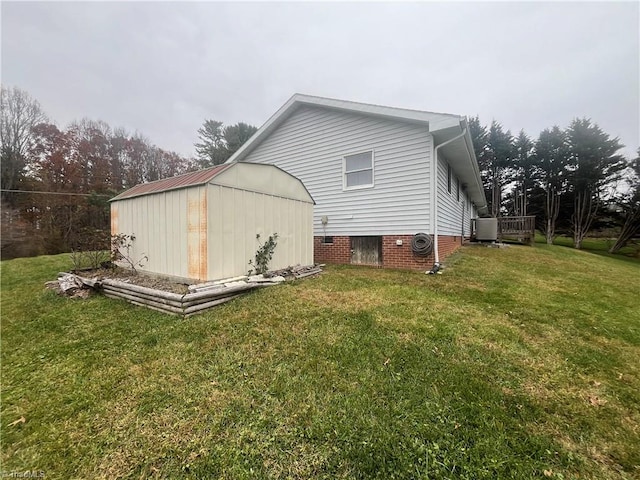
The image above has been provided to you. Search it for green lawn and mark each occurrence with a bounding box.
[535,234,639,260]
[1,245,639,479]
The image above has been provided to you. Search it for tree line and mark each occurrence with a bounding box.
[469,117,639,252]
[1,86,200,258]
[0,85,258,260]
[2,84,637,259]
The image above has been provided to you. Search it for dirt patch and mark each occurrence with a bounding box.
[73,267,190,294]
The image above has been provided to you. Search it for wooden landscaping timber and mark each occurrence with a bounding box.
[102,286,184,308]
[101,279,184,302]
[249,275,285,283]
[102,292,183,314]
[189,285,225,294]
[294,268,322,279]
[99,264,322,317]
[180,288,257,308]
[182,294,243,315]
[103,293,182,316]
[182,283,259,303]
[188,276,249,291]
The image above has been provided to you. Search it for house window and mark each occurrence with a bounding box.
[456,177,460,202]
[321,236,334,244]
[447,165,452,194]
[344,151,374,189]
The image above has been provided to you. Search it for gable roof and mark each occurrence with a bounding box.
[226,94,464,164]
[110,164,230,201]
[225,94,487,211]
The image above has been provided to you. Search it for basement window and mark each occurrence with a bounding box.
[344,151,374,190]
[321,236,334,244]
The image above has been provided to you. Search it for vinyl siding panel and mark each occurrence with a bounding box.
[242,106,432,236]
[437,153,470,236]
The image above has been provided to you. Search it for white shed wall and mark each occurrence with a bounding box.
[207,185,313,279]
[241,105,432,236]
[111,186,207,280]
[111,164,314,282]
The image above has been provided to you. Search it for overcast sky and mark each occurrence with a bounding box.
[2,1,639,159]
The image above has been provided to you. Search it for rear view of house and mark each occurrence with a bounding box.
[226,94,488,271]
[110,162,314,282]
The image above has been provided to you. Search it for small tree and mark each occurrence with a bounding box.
[69,227,111,270]
[111,234,148,271]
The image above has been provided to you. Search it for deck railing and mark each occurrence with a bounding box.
[497,216,536,245]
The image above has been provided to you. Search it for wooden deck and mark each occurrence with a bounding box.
[470,216,536,245]
[498,216,536,245]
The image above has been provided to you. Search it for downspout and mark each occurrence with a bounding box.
[429,125,467,274]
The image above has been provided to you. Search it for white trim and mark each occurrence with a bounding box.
[342,149,375,191]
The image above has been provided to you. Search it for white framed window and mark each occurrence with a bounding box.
[343,150,374,190]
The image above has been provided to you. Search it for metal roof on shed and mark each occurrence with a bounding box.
[110,164,230,201]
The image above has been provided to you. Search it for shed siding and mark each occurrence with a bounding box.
[207,184,313,279]
[437,153,472,236]
[111,186,207,280]
[241,105,432,236]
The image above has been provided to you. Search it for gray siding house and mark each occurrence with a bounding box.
[226,94,487,270]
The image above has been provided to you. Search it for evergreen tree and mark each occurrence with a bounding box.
[478,121,514,217]
[533,126,570,244]
[512,130,535,216]
[566,118,626,249]
[195,120,258,167]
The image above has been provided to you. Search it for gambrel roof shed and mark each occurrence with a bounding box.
[110,162,314,282]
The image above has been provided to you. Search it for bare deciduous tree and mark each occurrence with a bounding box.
[1,85,47,205]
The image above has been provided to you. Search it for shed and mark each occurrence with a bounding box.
[110,162,314,282]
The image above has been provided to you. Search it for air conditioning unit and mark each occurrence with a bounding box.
[475,218,498,241]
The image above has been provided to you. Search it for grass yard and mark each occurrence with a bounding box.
[535,234,640,260]
[1,245,639,479]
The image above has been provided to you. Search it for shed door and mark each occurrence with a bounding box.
[350,236,382,266]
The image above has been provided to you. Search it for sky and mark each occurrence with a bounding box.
[2,1,639,159]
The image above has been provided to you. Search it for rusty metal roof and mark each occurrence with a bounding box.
[110,164,230,201]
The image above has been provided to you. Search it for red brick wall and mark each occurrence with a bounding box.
[314,234,462,271]
[314,236,351,264]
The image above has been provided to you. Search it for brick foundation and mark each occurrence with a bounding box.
[314,234,463,271]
